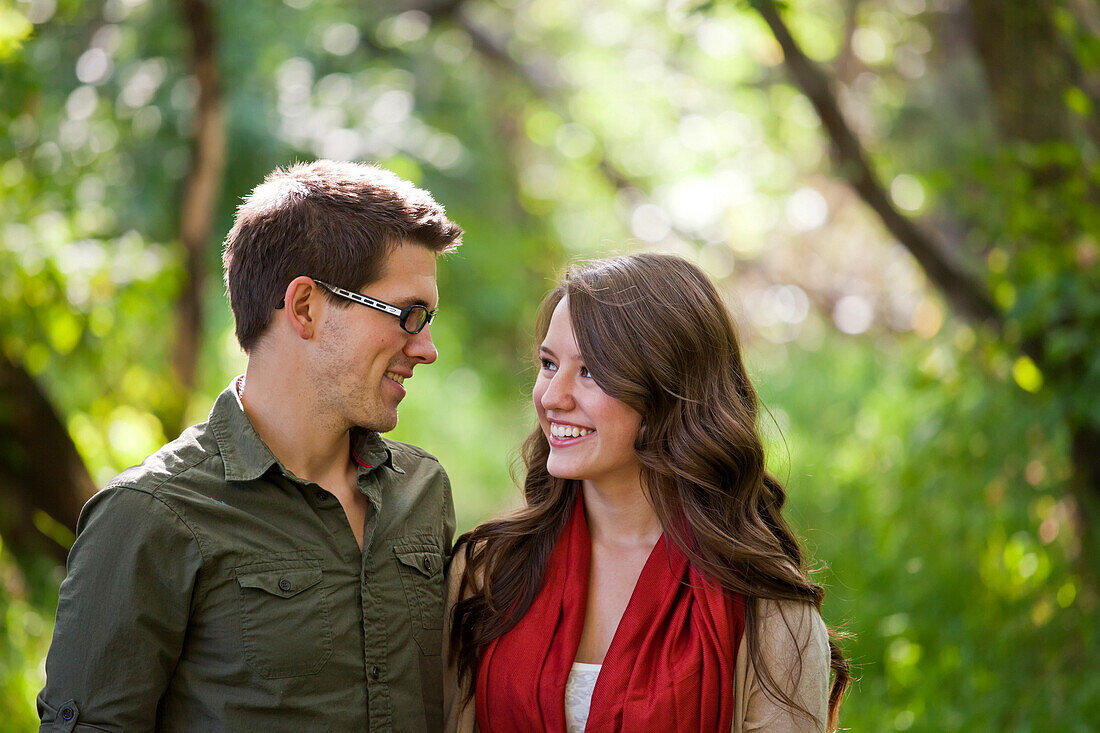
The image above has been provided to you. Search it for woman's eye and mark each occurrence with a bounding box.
[540,357,557,371]
[579,366,591,378]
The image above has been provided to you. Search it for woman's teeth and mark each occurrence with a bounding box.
[385,371,405,385]
[550,423,593,439]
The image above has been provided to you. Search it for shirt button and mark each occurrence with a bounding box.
[370,665,380,681]
[422,557,432,572]
[278,578,292,592]
[60,707,75,721]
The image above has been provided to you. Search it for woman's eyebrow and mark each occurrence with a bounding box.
[538,346,556,358]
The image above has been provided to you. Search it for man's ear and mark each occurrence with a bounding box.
[281,276,322,340]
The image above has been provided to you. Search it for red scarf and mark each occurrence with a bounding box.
[475,493,745,732]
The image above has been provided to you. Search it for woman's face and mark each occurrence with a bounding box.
[533,297,643,490]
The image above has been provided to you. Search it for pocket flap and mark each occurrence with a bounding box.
[394,548,442,579]
[236,567,323,598]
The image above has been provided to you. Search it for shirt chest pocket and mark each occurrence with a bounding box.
[234,562,333,679]
[393,543,444,655]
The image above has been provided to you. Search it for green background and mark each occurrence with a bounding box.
[2,0,1098,730]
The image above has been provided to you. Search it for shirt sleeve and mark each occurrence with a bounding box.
[441,469,456,558]
[443,543,478,733]
[733,599,831,733]
[38,486,204,731]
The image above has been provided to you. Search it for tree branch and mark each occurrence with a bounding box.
[426,0,999,326]
[750,0,1002,327]
[426,2,766,274]
[430,0,563,97]
[835,0,862,84]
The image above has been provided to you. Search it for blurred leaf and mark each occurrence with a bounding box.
[0,3,32,61]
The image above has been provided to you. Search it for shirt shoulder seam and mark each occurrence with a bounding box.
[105,450,221,495]
[102,461,216,605]
[99,483,210,564]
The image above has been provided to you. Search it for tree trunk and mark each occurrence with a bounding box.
[966,0,1075,144]
[0,355,96,563]
[168,0,225,436]
[964,0,1100,553]
[1070,424,1100,578]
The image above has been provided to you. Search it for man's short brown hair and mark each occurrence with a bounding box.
[222,160,463,351]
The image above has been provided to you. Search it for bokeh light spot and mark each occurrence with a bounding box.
[833,295,874,335]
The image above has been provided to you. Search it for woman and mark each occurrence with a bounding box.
[445,254,849,732]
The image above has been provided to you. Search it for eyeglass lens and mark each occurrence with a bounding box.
[402,306,430,334]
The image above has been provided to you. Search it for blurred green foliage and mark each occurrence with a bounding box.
[2,0,1098,729]
[759,334,1096,730]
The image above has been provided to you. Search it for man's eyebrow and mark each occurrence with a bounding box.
[390,296,435,309]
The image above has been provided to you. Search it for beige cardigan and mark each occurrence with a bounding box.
[443,548,830,733]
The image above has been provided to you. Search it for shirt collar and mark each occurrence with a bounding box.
[210,378,402,482]
[350,427,405,475]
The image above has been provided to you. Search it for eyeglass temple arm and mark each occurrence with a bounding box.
[314,280,405,318]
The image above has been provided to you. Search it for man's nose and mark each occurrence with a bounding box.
[405,324,437,364]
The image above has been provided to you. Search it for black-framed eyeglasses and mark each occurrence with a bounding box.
[277,279,436,334]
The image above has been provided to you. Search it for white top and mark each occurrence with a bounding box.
[564,662,602,733]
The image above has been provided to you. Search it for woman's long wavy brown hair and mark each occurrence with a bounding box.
[451,253,849,729]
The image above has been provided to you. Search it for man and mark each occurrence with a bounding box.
[38,160,463,731]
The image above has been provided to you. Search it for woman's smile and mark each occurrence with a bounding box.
[548,420,596,444]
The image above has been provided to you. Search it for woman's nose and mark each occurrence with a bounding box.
[540,373,574,412]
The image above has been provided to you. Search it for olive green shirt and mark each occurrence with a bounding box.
[38,383,455,732]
